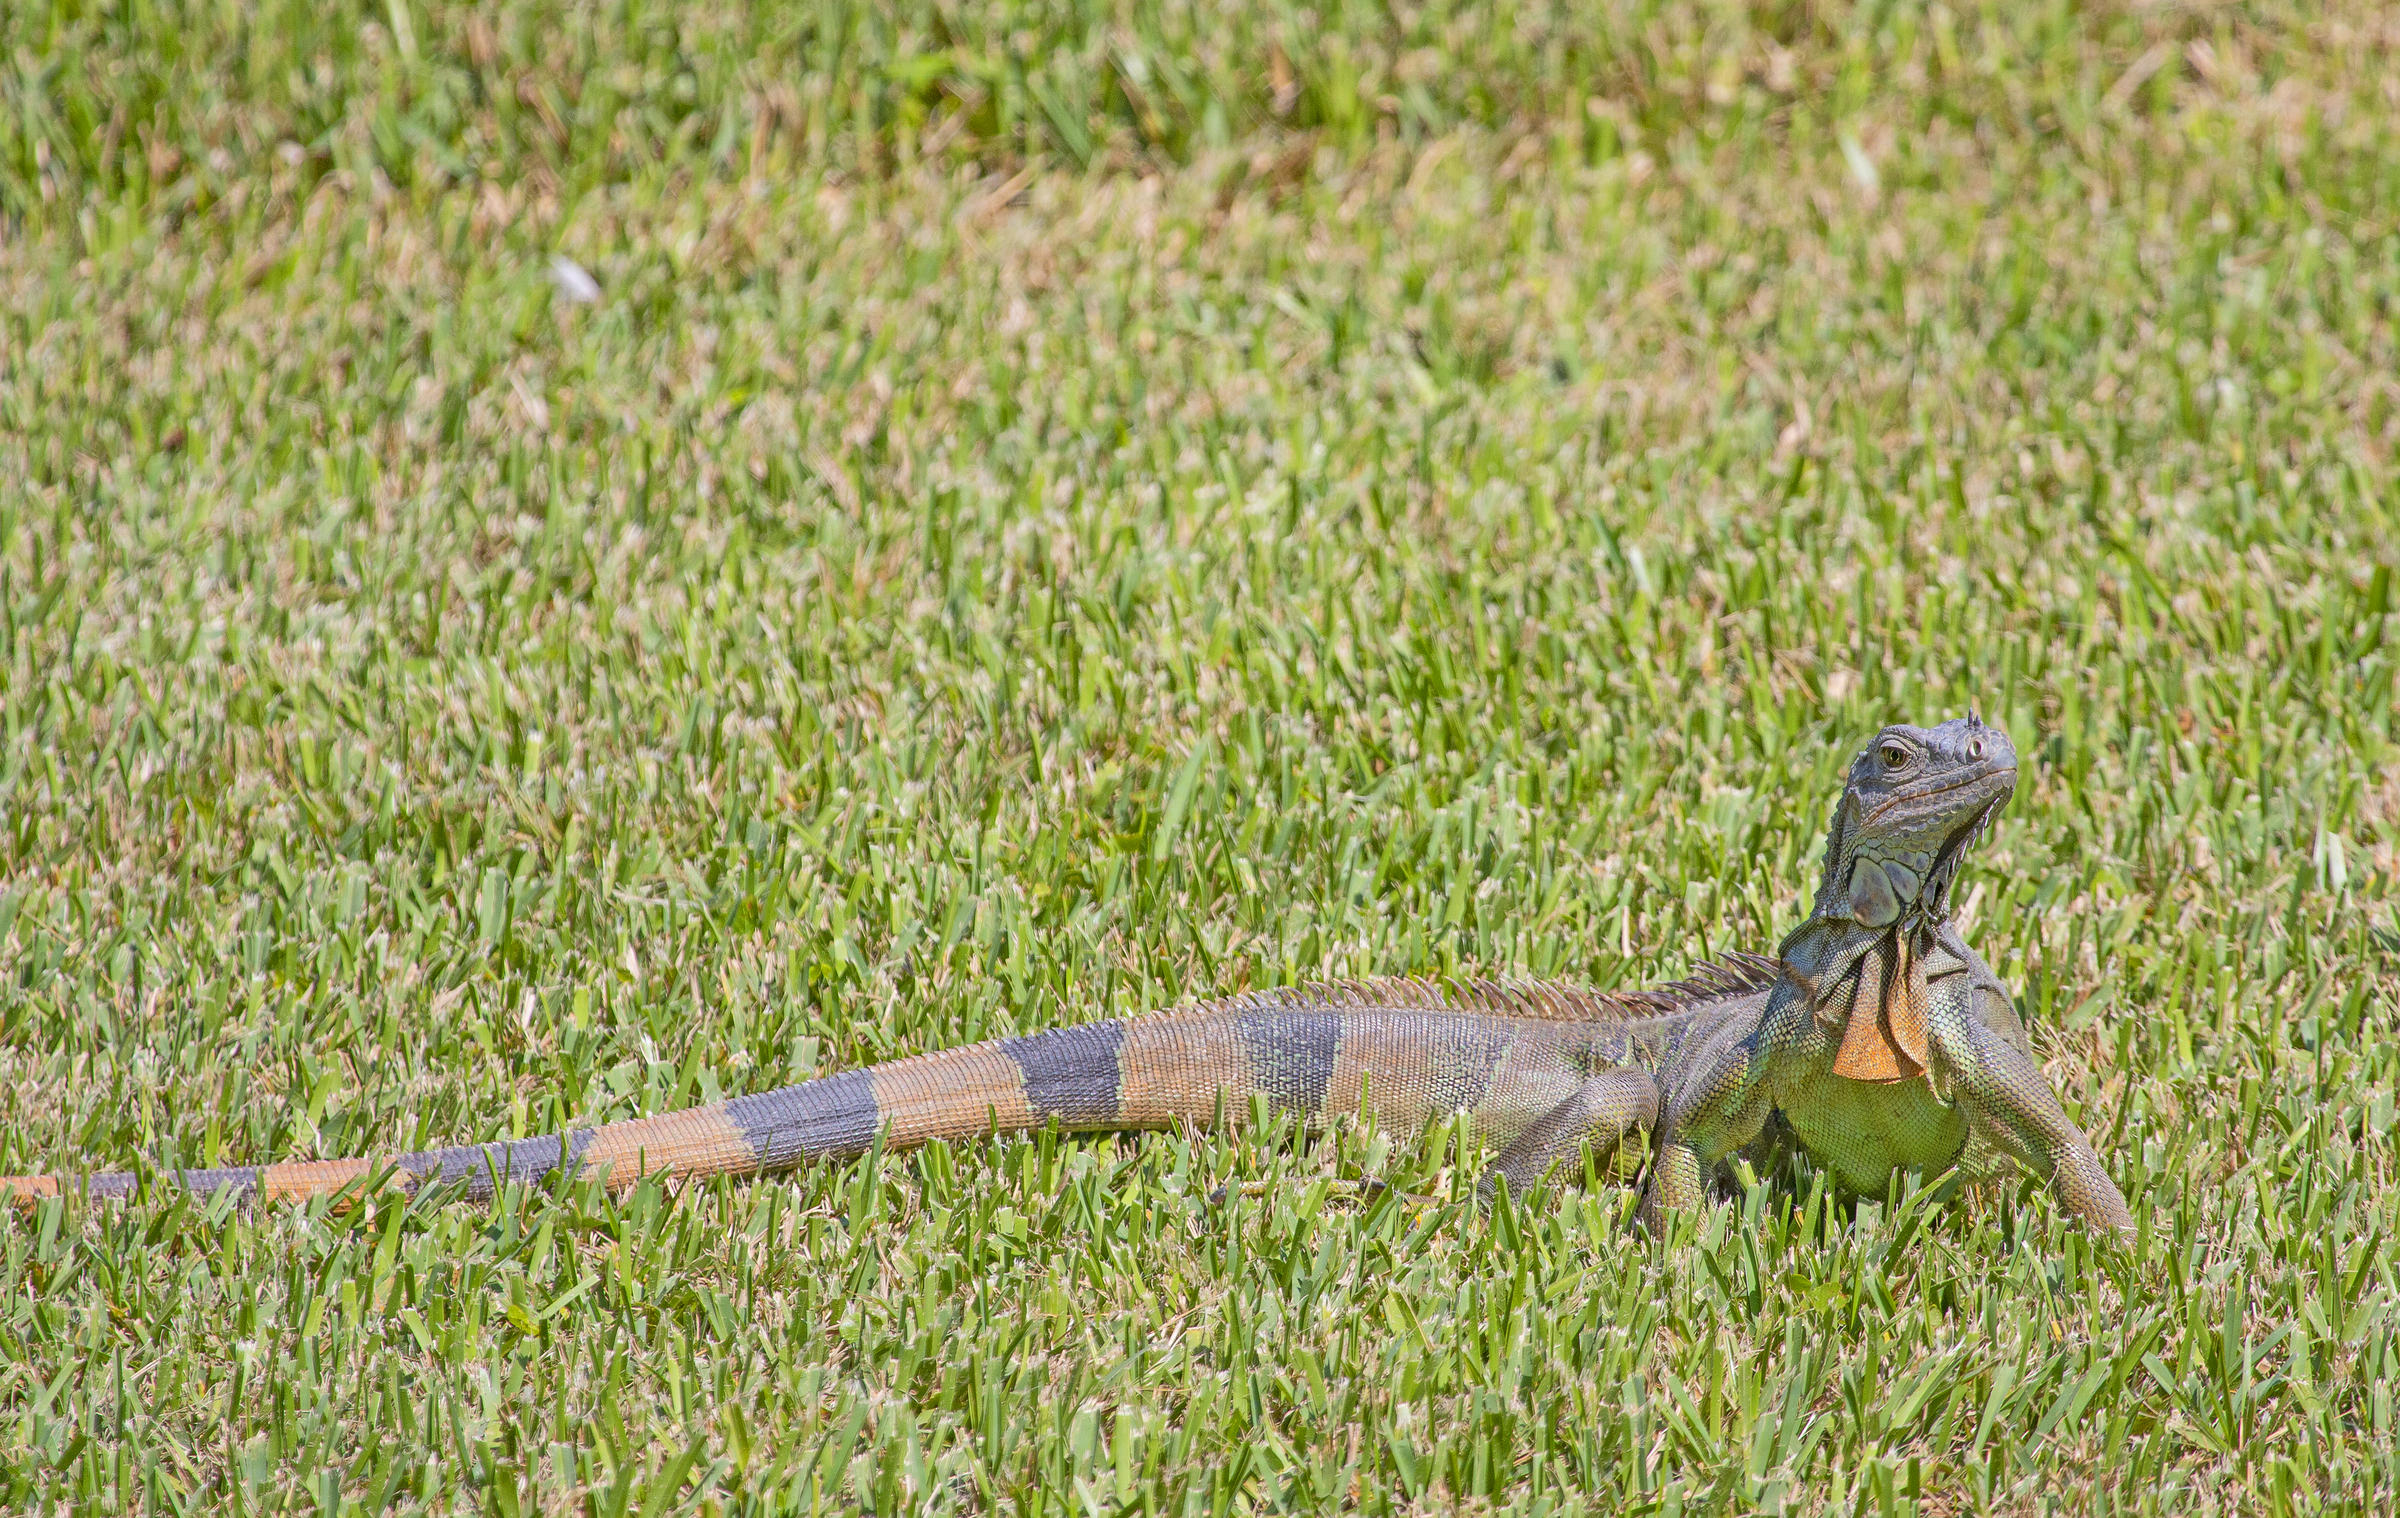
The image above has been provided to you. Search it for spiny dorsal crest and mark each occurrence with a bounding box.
[1184,952,1781,1022]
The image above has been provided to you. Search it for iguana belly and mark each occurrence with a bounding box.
[1778,1071,1967,1197]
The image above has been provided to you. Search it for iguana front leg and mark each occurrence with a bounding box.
[1943,986,2134,1240]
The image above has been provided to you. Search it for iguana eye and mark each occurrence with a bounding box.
[1880,744,1907,769]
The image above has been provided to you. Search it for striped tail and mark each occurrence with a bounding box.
[0,979,1658,1208]
[0,1004,1392,1207]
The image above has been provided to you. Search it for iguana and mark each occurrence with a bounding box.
[1,717,2134,1239]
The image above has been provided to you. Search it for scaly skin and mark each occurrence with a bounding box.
[1,717,2133,1241]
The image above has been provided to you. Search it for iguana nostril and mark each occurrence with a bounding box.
[1969,738,1984,759]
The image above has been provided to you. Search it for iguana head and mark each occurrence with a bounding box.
[1815,715,2016,929]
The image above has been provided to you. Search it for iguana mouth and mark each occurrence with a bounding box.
[1863,759,2016,825]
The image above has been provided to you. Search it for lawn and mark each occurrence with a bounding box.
[2,0,2397,1512]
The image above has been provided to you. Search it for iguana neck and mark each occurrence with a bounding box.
[1775,913,1936,999]
[1779,745,1974,1016]
[1782,773,1962,1020]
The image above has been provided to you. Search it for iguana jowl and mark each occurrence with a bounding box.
[2,717,2134,1238]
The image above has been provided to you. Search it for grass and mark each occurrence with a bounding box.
[2,0,2398,1511]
